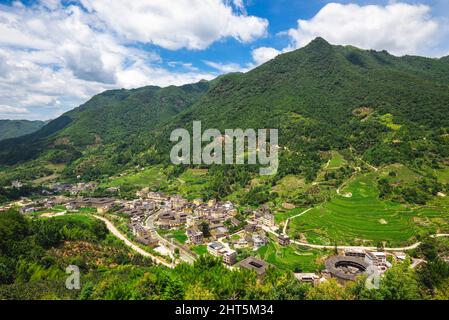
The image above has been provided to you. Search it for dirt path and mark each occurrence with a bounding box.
[282,208,313,235]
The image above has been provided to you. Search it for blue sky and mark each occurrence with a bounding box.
[0,0,448,120]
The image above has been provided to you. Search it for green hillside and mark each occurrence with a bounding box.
[0,120,46,141]
[1,38,448,196]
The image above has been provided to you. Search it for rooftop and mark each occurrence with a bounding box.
[238,256,270,276]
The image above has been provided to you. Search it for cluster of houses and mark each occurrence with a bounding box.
[251,205,275,228]
[18,196,68,214]
[131,190,286,266]
[183,198,239,241]
[131,190,292,267]
[66,197,116,213]
[6,187,426,284]
[145,197,239,243]
[49,182,97,195]
[121,199,159,248]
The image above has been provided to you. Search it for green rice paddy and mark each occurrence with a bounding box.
[287,173,449,247]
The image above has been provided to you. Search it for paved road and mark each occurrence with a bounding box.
[93,215,173,268]
[145,213,196,264]
[263,225,449,252]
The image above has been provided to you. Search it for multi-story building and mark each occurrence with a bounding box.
[345,249,366,259]
[170,195,188,210]
[278,234,291,246]
[213,226,229,239]
[261,213,275,227]
[365,252,387,267]
[221,249,237,266]
[186,215,202,227]
[252,235,268,250]
[136,235,159,248]
[294,273,320,286]
[207,242,225,257]
[176,212,188,223]
[187,229,204,245]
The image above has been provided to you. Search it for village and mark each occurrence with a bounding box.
[0,181,418,288]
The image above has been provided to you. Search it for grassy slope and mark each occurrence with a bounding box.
[256,241,327,272]
[102,166,168,190]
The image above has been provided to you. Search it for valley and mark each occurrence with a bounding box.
[1,38,449,300]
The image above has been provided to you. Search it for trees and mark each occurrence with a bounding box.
[418,259,449,291]
[305,279,352,300]
[31,220,62,249]
[185,283,216,300]
[199,222,211,238]
[379,259,421,300]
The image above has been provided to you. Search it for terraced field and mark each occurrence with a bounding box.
[168,168,211,200]
[104,165,168,190]
[288,173,449,247]
[256,241,328,272]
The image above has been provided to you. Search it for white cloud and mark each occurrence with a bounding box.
[204,60,249,73]
[0,0,264,120]
[251,47,281,65]
[80,0,268,50]
[204,46,282,75]
[287,3,441,56]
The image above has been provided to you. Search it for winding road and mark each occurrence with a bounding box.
[93,215,173,268]
[264,225,432,252]
[266,210,449,252]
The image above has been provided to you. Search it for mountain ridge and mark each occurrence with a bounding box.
[1,38,448,183]
[0,120,47,141]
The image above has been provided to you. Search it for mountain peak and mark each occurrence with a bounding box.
[305,37,331,49]
[300,37,334,55]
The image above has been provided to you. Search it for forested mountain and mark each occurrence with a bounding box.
[0,120,46,141]
[1,38,448,183]
[0,82,210,165]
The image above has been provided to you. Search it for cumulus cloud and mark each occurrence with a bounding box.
[0,0,267,120]
[287,2,441,56]
[251,47,281,65]
[80,0,268,50]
